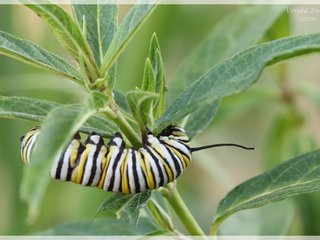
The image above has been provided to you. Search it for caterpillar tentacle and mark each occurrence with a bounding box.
[191,143,255,152]
[20,125,191,193]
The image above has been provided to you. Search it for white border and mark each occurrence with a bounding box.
[0,0,319,238]
[1,0,320,4]
[0,237,319,239]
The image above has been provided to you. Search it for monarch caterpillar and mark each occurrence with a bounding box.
[20,125,253,193]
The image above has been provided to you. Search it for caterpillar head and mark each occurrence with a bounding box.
[159,125,184,136]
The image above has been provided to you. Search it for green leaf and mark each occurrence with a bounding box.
[146,198,174,232]
[211,149,320,234]
[139,34,166,125]
[218,200,295,235]
[141,58,155,92]
[106,63,117,89]
[39,217,159,235]
[167,6,285,138]
[20,91,110,220]
[0,95,58,122]
[169,6,285,100]
[96,191,151,225]
[127,90,158,129]
[266,10,291,40]
[101,0,158,75]
[184,99,220,139]
[149,33,166,119]
[113,89,130,113]
[0,95,118,137]
[26,3,98,79]
[73,3,118,67]
[83,112,118,137]
[0,31,82,83]
[112,90,140,134]
[155,33,320,134]
[26,4,84,59]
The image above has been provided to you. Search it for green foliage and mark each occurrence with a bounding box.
[26,4,96,67]
[73,4,118,67]
[169,5,285,99]
[101,1,158,76]
[212,149,320,234]
[142,58,155,92]
[146,199,174,233]
[168,6,285,138]
[113,89,130,113]
[127,89,158,131]
[0,95,58,122]
[148,33,166,119]
[155,33,320,134]
[0,31,82,83]
[96,191,151,225]
[72,3,118,88]
[0,96,117,136]
[1,2,320,236]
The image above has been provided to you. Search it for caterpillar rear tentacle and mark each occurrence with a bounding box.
[20,125,254,193]
[191,143,255,152]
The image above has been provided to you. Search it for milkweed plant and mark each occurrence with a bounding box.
[1,1,320,236]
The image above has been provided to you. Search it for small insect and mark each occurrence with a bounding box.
[20,125,254,193]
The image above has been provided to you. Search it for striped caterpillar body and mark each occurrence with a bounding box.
[21,125,254,193]
[20,125,192,193]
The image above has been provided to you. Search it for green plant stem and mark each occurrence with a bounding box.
[104,98,142,148]
[210,218,223,236]
[162,182,205,236]
[146,199,176,233]
[114,111,142,147]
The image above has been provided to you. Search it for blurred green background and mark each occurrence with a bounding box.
[1,4,320,235]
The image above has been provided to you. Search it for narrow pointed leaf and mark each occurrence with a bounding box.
[155,33,320,133]
[146,199,174,231]
[96,191,151,225]
[73,3,118,67]
[149,32,160,63]
[168,6,285,138]
[106,63,117,89]
[141,58,155,92]
[0,31,82,82]
[101,0,158,75]
[149,33,166,119]
[127,90,158,128]
[26,2,98,79]
[169,6,285,101]
[149,34,165,95]
[154,50,166,115]
[0,95,118,137]
[26,4,87,59]
[20,91,110,219]
[113,89,130,113]
[0,95,58,122]
[184,99,220,139]
[212,149,320,233]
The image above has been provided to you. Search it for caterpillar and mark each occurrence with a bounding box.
[20,125,253,193]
